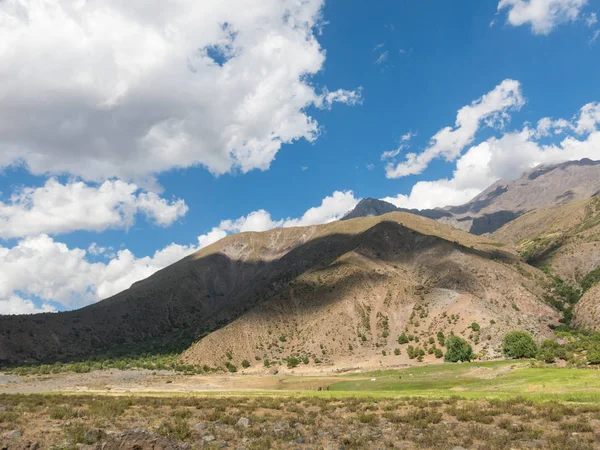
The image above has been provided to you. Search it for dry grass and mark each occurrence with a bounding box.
[1,394,600,449]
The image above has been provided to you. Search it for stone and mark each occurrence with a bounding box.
[203,435,215,442]
[84,429,106,443]
[6,430,23,438]
[236,417,250,428]
[193,423,206,432]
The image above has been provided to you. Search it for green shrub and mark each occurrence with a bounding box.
[444,336,474,362]
[502,331,537,359]
[398,333,408,344]
[225,362,237,373]
[286,357,300,369]
[434,348,443,359]
[537,339,566,363]
[471,322,480,332]
[437,331,445,346]
[241,360,250,368]
[587,345,600,364]
[394,348,401,356]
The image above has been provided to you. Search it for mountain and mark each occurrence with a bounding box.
[341,198,451,221]
[490,195,600,330]
[491,196,600,283]
[0,212,559,367]
[573,283,600,332]
[343,159,600,235]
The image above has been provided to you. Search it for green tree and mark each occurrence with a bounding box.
[398,333,409,344]
[444,336,474,362]
[502,331,538,359]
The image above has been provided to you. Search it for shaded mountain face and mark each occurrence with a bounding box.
[0,212,560,368]
[343,159,600,235]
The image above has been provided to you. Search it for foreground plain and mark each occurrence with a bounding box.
[2,362,600,449]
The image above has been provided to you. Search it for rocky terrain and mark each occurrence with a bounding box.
[344,159,600,235]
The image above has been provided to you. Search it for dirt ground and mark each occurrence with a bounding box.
[0,370,341,395]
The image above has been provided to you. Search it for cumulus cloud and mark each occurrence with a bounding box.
[385,79,525,178]
[0,190,358,313]
[498,0,589,35]
[0,0,360,185]
[0,295,56,316]
[384,101,600,210]
[0,179,187,239]
[219,190,359,233]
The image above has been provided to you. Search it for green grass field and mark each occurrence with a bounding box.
[325,360,600,402]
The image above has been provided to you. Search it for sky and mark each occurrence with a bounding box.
[0,0,599,314]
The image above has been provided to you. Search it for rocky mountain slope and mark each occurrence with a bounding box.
[343,159,600,235]
[490,195,600,331]
[0,212,559,368]
[180,213,559,371]
[491,196,600,283]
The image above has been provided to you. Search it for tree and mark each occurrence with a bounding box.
[444,336,474,362]
[502,331,538,359]
[398,333,409,344]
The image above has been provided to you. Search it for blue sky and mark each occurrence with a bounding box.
[0,0,599,314]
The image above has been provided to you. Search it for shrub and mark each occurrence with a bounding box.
[471,322,480,332]
[444,336,474,362]
[502,331,537,359]
[587,345,600,364]
[437,331,445,346]
[241,360,250,368]
[286,357,300,369]
[537,339,565,363]
[394,348,401,356]
[398,333,409,344]
[225,362,237,373]
[434,348,443,359]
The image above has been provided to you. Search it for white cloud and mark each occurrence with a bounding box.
[219,190,359,232]
[0,295,56,316]
[375,51,389,65]
[498,0,589,35]
[402,131,417,142]
[384,101,600,210]
[385,79,525,178]
[0,179,187,239]
[589,29,600,46]
[0,0,359,185]
[381,145,405,161]
[587,12,598,26]
[0,190,358,313]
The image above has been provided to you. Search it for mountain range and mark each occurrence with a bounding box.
[0,159,599,370]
